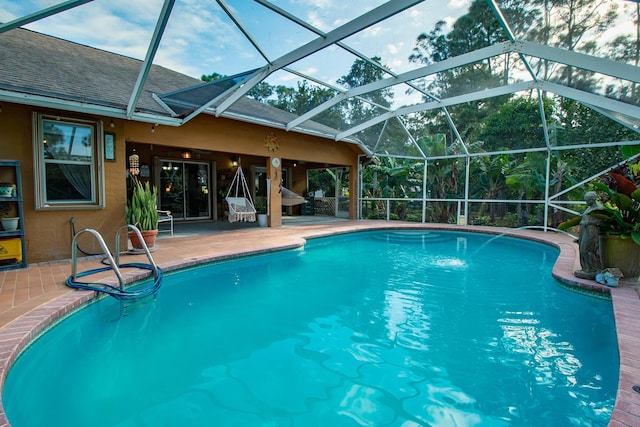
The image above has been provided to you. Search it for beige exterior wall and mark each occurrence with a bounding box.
[0,102,363,263]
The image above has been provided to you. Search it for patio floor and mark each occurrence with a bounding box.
[0,219,638,426]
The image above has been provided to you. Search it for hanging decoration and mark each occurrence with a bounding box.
[128,150,140,176]
[264,132,279,152]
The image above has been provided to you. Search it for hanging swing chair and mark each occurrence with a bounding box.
[225,166,256,223]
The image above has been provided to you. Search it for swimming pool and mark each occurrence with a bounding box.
[3,230,618,426]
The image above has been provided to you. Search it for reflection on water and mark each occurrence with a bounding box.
[4,231,618,427]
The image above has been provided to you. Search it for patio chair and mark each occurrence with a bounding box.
[157,209,174,236]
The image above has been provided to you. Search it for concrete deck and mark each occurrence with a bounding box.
[0,220,638,426]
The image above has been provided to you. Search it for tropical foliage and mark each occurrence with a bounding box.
[253,197,267,214]
[591,160,640,245]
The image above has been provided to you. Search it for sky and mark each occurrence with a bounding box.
[0,0,473,106]
[0,0,637,109]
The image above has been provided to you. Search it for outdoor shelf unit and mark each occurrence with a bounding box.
[0,160,27,270]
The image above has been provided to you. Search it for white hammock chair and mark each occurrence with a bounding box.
[281,186,307,206]
[225,166,256,223]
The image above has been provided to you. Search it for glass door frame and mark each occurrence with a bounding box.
[155,157,212,221]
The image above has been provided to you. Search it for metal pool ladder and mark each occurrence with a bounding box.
[67,225,163,300]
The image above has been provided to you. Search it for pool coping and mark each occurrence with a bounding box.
[0,222,637,426]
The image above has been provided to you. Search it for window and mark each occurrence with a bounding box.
[33,113,105,209]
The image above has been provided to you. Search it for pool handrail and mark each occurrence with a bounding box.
[71,228,126,289]
[70,225,160,293]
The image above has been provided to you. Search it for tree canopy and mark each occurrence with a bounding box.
[200,0,639,226]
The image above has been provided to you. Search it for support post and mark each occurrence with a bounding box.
[268,157,282,227]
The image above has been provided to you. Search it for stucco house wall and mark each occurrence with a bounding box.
[0,28,365,264]
[0,102,362,264]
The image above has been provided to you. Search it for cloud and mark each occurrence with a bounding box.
[18,0,163,60]
[4,1,476,85]
[306,10,329,31]
[299,66,319,76]
[442,16,458,31]
[0,3,21,22]
[448,0,471,9]
[298,0,333,7]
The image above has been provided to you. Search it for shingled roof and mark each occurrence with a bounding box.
[0,27,350,141]
[0,28,194,114]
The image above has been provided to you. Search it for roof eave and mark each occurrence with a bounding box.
[212,109,371,156]
[0,89,373,157]
[0,89,182,126]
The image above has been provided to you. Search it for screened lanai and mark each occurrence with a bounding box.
[1,0,639,229]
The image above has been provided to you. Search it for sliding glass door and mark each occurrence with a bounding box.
[158,160,210,220]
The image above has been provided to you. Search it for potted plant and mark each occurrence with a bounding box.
[590,160,640,280]
[0,202,19,231]
[254,196,268,227]
[0,182,13,198]
[125,178,159,249]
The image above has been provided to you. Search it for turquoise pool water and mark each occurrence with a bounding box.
[4,230,618,426]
